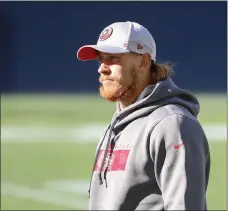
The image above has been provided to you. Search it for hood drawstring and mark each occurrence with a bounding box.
[98,117,119,185]
[88,117,119,198]
[104,138,115,187]
[88,124,111,197]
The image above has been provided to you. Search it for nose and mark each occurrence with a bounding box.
[98,63,111,74]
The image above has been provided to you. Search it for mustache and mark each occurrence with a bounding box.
[99,76,116,83]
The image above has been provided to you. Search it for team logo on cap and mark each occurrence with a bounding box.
[99,27,113,41]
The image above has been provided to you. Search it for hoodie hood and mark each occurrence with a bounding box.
[113,77,200,133]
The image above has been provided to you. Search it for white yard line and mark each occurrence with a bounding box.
[202,124,227,141]
[44,179,89,195]
[1,124,105,143]
[1,123,226,143]
[1,181,88,209]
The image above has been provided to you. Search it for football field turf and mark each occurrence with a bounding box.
[1,93,227,210]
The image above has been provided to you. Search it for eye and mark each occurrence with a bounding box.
[97,54,120,64]
[111,55,120,61]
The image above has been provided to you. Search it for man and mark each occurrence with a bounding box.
[77,21,210,210]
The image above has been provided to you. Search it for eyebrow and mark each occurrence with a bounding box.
[97,54,112,61]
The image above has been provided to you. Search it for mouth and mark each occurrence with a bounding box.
[102,79,113,85]
[103,79,112,82]
[99,78,114,83]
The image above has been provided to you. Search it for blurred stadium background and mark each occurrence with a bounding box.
[0,1,227,210]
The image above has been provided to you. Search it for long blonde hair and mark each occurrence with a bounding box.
[150,61,175,82]
[130,51,175,83]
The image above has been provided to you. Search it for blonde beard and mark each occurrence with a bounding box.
[99,82,135,102]
[99,73,137,102]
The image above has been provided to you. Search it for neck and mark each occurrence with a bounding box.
[118,71,157,110]
[118,95,138,110]
[118,80,150,110]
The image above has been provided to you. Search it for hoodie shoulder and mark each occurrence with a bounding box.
[147,103,199,128]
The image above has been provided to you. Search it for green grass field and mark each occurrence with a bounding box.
[1,93,227,210]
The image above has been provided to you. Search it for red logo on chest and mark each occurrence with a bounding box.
[94,149,130,172]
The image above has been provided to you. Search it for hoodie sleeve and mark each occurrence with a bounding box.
[150,114,210,210]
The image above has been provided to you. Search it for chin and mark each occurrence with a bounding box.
[99,86,118,102]
[99,85,134,102]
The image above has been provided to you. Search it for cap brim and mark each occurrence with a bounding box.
[77,45,130,61]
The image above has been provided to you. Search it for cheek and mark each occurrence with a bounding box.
[110,65,123,78]
[110,64,136,84]
[121,65,136,82]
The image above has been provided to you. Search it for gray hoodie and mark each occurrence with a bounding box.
[88,77,210,210]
